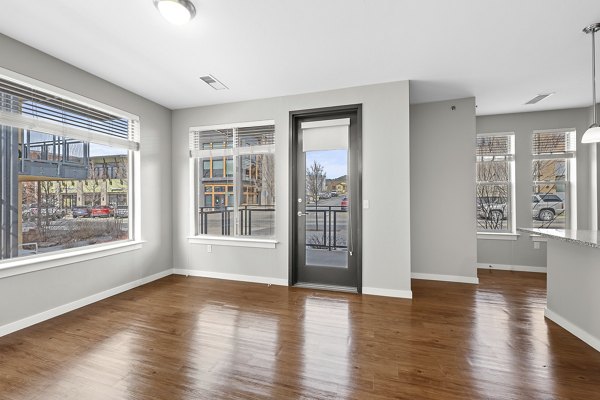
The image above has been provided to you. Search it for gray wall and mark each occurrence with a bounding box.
[410,98,478,279]
[0,34,172,326]
[172,81,412,294]
[476,107,592,268]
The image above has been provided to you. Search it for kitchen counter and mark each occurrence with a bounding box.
[517,227,600,248]
[517,227,600,352]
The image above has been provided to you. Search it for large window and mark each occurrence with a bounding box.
[190,121,275,238]
[0,70,139,261]
[476,133,515,233]
[531,129,575,229]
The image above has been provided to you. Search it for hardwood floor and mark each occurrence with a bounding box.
[1,269,600,399]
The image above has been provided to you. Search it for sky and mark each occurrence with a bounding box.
[306,149,347,179]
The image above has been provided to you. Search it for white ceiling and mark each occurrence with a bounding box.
[0,0,599,115]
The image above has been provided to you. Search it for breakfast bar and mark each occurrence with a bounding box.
[518,228,600,352]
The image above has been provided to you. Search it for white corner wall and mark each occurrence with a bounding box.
[172,81,412,297]
[0,34,173,329]
[410,97,478,282]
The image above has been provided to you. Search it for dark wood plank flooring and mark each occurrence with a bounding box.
[1,269,600,399]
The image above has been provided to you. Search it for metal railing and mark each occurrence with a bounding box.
[197,204,347,251]
[198,205,275,236]
[305,206,347,251]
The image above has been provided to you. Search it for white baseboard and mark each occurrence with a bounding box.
[544,308,600,353]
[362,287,413,299]
[173,269,288,286]
[0,268,173,338]
[411,272,479,284]
[476,263,547,273]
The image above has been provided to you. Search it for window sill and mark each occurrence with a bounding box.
[477,233,520,241]
[188,236,278,249]
[0,240,145,279]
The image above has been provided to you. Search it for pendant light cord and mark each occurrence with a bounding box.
[593,28,597,126]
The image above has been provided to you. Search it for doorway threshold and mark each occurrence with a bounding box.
[293,282,358,294]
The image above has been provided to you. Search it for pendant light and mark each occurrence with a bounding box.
[582,23,600,143]
[154,0,196,25]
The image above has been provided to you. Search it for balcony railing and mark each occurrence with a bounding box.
[198,205,275,237]
[197,205,347,251]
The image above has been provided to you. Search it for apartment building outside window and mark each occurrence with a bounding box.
[476,133,515,233]
[0,70,139,261]
[189,121,275,238]
[531,129,576,229]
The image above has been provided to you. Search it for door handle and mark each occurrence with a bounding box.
[297,211,308,217]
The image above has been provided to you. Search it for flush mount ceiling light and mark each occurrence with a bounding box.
[154,0,196,25]
[582,22,600,144]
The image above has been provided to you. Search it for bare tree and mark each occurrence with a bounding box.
[306,160,326,230]
[476,136,510,231]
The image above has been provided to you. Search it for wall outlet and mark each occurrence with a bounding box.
[207,244,212,253]
[533,242,540,250]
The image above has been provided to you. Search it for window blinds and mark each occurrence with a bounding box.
[0,70,140,150]
[476,134,513,158]
[532,130,575,156]
[189,122,275,158]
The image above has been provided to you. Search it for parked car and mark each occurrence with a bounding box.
[71,206,92,218]
[477,193,565,222]
[91,205,114,218]
[24,203,66,221]
[115,205,129,218]
[319,192,331,199]
[476,196,508,221]
[330,191,338,197]
[340,196,349,211]
[532,193,564,221]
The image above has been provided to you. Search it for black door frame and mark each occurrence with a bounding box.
[289,104,362,292]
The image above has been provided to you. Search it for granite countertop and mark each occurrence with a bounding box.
[517,228,600,248]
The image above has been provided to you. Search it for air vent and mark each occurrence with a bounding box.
[200,75,228,90]
[525,93,554,105]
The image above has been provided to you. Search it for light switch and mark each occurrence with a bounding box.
[363,200,370,209]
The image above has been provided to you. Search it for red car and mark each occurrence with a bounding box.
[91,205,114,218]
[340,196,349,211]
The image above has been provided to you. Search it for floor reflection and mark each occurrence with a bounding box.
[1,273,600,399]
[300,295,351,395]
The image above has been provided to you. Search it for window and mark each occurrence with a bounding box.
[531,129,575,229]
[476,133,515,233]
[190,121,275,238]
[0,70,139,261]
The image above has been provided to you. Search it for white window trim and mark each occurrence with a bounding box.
[0,240,145,279]
[0,68,142,265]
[531,128,577,231]
[476,132,516,235]
[187,236,277,249]
[188,120,276,245]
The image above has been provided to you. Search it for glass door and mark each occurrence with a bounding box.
[292,107,361,290]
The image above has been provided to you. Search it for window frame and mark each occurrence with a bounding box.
[0,67,143,274]
[476,132,516,236]
[188,120,277,248]
[531,128,576,230]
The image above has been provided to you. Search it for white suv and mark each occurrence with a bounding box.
[532,194,564,221]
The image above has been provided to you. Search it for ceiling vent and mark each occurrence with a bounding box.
[200,75,228,90]
[525,93,554,105]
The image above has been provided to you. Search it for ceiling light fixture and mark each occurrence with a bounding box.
[154,0,196,25]
[582,22,600,143]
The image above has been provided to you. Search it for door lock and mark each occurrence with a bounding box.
[297,211,308,217]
